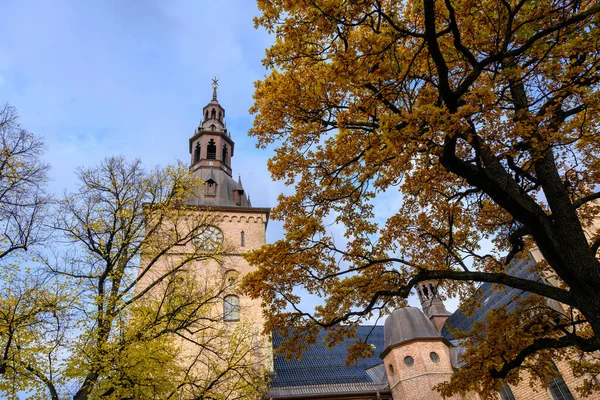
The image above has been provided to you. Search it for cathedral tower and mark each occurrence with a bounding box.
[184,79,272,372]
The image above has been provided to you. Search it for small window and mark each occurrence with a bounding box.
[404,356,414,367]
[430,352,440,363]
[225,270,239,286]
[548,363,574,400]
[498,383,515,400]
[223,295,240,321]
[240,231,245,247]
[389,364,395,375]
[207,139,216,160]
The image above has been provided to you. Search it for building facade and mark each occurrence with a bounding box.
[184,81,270,336]
[164,84,595,400]
[137,82,272,398]
[268,252,597,400]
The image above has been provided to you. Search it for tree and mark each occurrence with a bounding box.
[0,157,267,399]
[0,105,61,398]
[0,104,50,259]
[244,0,600,396]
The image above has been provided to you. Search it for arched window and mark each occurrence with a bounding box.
[211,109,216,119]
[194,142,201,163]
[429,283,437,296]
[205,110,208,121]
[547,362,574,400]
[498,383,515,400]
[225,270,239,286]
[207,139,216,160]
[223,295,240,321]
[240,231,245,247]
[222,145,228,164]
[423,286,430,299]
[218,111,222,121]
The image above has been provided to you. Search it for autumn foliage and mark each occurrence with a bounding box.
[0,148,267,399]
[244,0,600,396]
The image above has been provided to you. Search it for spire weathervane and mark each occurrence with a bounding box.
[211,76,219,100]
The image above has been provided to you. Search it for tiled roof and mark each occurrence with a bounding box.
[271,325,386,389]
[269,251,557,398]
[442,251,542,340]
[268,382,390,398]
[384,307,441,351]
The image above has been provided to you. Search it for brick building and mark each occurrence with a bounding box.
[177,84,596,400]
[267,253,596,400]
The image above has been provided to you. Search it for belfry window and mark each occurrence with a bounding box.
[194,142,201,163]
[211,109,216,119]
[222,145,228,164]
[205,110,208,121]
[207,139,216,160]
[223,295,240,321]
[218,111,222,121]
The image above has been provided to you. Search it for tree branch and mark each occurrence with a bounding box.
[573,191,600,208]
[489,334,600,379]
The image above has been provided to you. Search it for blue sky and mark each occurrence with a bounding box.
[0,0,442,314]
[0,0,279,210]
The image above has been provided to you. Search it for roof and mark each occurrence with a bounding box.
[442,251,545,340]
[383,307,441,352]
[184,167,250,208]
[269,251,559,397]
[267,382,391,399]
[271,326,387,393]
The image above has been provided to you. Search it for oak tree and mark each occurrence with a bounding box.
[244,0,600,396]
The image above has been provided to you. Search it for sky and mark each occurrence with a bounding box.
[0,0,287,235]
[0,0,446,314]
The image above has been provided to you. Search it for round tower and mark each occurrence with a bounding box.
[381,307,456,400]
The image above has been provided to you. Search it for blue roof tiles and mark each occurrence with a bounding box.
[271,325,386,388]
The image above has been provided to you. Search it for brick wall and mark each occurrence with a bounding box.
[508,358,600,400]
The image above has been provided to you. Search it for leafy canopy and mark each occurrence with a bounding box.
[244,0,600,396]
[1,154,267,400]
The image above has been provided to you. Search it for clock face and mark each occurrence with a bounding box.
[194,225,224,252]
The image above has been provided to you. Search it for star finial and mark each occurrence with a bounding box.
[212,76,220,101]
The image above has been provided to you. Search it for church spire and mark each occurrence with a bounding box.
[186,79,256,208]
